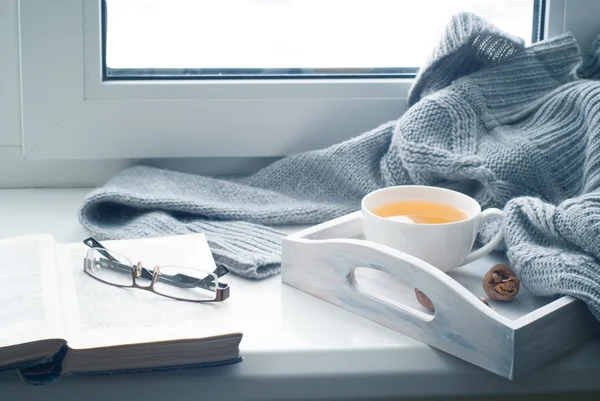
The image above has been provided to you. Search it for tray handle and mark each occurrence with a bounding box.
[296,237,502,326]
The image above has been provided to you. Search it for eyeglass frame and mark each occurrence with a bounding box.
[82,237,230,302]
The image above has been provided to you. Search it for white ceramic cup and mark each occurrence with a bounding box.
[361,185,504,272]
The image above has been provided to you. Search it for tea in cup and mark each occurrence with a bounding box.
[361,185,504,272]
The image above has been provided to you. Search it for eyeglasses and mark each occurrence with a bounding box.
[82,237,230,302]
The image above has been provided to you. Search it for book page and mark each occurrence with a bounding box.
[0,235,64,347]
[56,234,241,350]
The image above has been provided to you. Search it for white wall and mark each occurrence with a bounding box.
[563,0,600,53]
[2,0,600,188]
[0,0,21,148]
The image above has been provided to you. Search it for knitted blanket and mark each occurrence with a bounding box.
[79,13,600,319]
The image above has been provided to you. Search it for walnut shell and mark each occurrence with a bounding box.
[483,264,520,301]
[415,288,435,312]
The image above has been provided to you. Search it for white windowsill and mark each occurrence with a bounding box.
[1,188,600,401]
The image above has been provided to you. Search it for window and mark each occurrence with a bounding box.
[17,0,564,161]
[104,0,541,80]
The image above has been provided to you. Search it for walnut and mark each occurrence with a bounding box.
[415,288,434,312]
[483,264,520,301]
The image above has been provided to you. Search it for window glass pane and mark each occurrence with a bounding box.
[104,0,541,79]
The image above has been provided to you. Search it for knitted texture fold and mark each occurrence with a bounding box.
[504,194,600,319]
[79,12,600,319]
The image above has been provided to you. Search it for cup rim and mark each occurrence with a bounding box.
[361,185,481,226]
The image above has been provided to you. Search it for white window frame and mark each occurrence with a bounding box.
[16,0,583,159]
[19,0,412,159]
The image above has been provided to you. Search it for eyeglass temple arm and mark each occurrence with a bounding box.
[84,237,117,261]
[161,266,229,290]
[89,258,152,279]
[83,237,230,290]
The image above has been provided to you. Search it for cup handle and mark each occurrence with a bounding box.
[459,208,504,266]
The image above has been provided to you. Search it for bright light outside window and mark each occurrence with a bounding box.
[104,0,542,79]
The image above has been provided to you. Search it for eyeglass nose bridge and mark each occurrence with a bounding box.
[134,261,143,278]
[131,262,159,289]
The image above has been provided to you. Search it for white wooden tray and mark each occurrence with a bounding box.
[280,211,600,379]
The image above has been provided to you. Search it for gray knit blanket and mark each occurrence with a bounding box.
[79,13,600,320]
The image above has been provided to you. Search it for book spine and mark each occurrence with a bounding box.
[18,344,69,385]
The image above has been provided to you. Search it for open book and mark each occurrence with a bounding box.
[0,233,243,384]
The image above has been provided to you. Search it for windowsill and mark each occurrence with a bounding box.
[1,188,600,400]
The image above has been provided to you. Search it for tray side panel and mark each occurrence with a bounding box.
[281,237,516,379]
[513,299,600,378]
